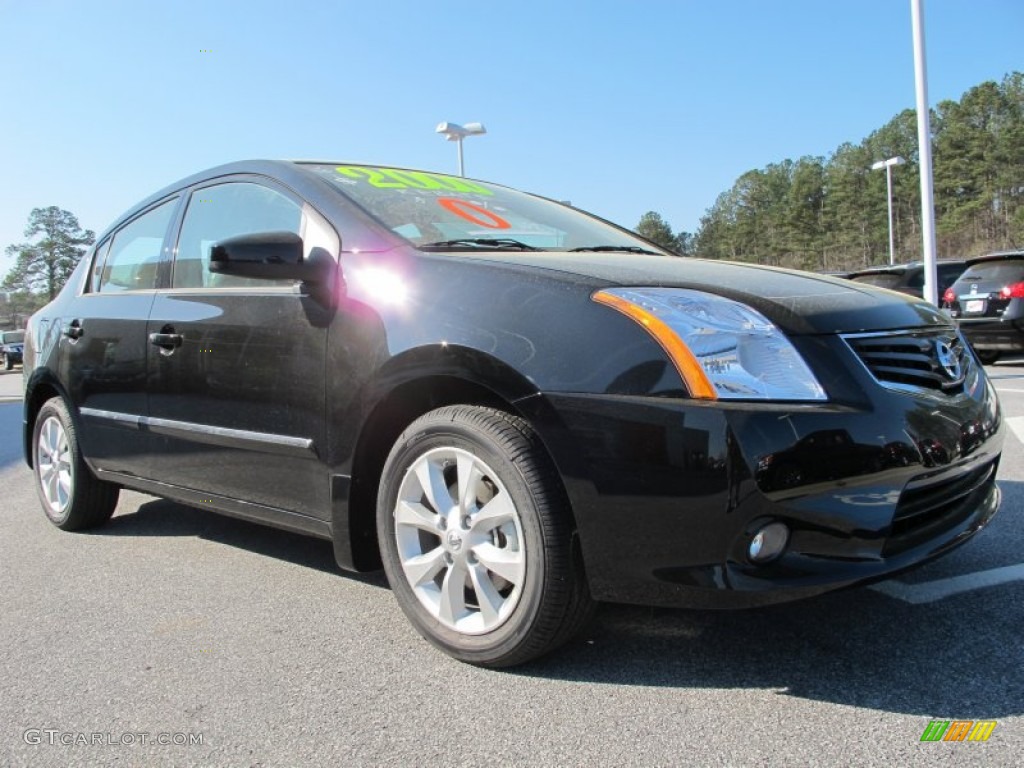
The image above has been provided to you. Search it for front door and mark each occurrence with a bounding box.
[145,179,338,519]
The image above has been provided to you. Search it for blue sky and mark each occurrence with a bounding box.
[1,0,1021,275]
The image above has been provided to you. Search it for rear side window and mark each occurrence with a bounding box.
[937,263,966,292]
[906,270,925,289]
[98,199,177,292]
[852,273,901,289]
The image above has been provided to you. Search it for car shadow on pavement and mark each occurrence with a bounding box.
[528,589,1022,718]
[95,497,389,589]
[83,473,1022,718]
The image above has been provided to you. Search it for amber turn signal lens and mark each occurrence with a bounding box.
[593,290,717,400]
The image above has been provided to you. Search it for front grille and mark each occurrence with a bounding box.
[883,460,997,556]
[843,329,971,393]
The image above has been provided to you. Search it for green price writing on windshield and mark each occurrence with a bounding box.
[334,166,494,196]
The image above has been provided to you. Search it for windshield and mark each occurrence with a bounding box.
[2,331,24,344]
[307,164,665,253]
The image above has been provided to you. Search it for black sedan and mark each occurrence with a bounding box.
[845,260,966,299]
[21,161,1003,666]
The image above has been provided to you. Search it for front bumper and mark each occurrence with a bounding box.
[528,336,1004,609]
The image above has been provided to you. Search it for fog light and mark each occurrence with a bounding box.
[748,522,789,563]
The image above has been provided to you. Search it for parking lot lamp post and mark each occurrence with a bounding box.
[436,122,486,177]
[871,156,906,266]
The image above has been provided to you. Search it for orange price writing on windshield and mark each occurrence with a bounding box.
[437,198,510,229]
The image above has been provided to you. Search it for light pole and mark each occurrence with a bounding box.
[436,121,486,177]
[910,0,939,305]
[871,156,906,266]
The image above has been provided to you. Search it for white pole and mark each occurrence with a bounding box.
[911,0,939,304]
[457,138,465,177]
[886,164,896,265]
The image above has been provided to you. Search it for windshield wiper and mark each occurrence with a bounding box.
[418,238,543,251]
[569,245,661,254]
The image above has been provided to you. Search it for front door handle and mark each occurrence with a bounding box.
[149,332,183,351]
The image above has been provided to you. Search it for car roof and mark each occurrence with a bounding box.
[847,260,965,278]
[97,160,520,244]
[963,250,1024,266]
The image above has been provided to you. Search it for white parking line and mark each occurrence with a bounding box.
[1007,416,1024,444]
[994,387,1024,393]
[870,563,1024,604]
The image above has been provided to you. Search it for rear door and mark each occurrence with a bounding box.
[145,177,339,519]
[63,197,179,478]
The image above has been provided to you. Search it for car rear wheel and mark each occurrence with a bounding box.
[975,349,1000,365]
[33,397,119,531]
[377,405,594,667]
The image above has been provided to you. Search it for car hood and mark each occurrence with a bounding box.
[460,252,951,335]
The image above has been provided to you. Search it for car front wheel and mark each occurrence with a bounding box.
[377,405,593,667]
[33,397,119,530]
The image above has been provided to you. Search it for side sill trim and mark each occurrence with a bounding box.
[95,469,333,540]
[79,407,317,459]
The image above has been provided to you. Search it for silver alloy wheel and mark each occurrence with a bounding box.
[37,415,73,517]
[394,447,526,635]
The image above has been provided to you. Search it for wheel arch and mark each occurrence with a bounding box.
[335,344,572,573]
[22,370,72,470]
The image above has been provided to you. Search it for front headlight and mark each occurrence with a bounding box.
[593,287,827,401]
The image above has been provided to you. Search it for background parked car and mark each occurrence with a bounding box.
[0,329,25,370]
[942,251,1024,364]
[845,260,967,299]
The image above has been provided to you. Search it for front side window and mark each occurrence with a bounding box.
[99,199,177,292]
[306,164,665,253]
[173,182,303,289]
[89,239,111,293]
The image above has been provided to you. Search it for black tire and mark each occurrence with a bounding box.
[377,405,594,667]
[2,354,10,371]
[975,349,1000,365]
[32,397,119,531]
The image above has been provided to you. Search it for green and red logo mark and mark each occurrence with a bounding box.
[920,720,997,742]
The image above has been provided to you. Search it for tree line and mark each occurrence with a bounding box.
[636,72,1024,270]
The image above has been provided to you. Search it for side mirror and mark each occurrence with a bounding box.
[209,231,334,284]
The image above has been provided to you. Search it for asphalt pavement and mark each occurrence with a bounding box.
[0,363,1021,767]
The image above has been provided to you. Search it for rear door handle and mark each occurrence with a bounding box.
[63,319,84,340]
